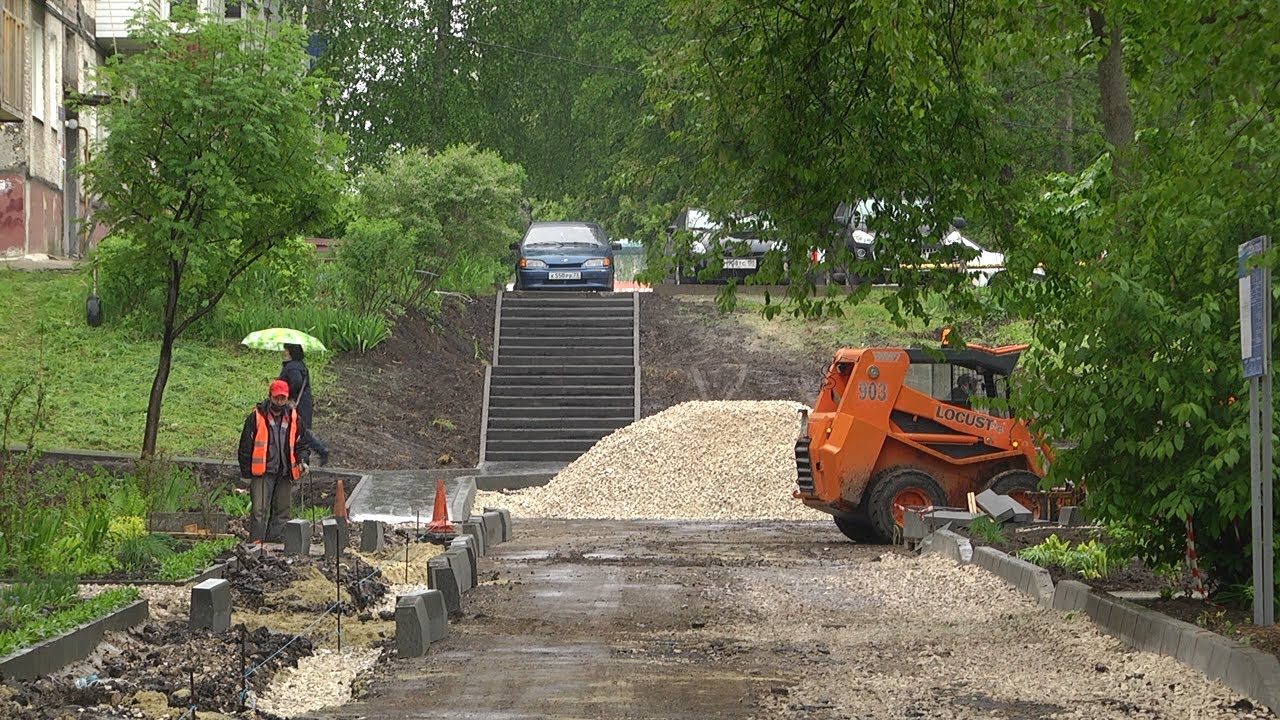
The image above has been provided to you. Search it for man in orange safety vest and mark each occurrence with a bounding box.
[238,379,313,543]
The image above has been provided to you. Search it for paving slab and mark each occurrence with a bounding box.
[976,489,1033,523]
[347,471,477,524]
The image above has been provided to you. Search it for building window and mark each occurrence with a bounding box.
[31,9,42,121]
[0,0,23,119]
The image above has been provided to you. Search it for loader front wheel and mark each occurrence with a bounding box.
[833,513,878,543]
[866,468,946,543]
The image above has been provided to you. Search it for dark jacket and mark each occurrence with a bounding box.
[238,400,312,478]
[279,359,314,427]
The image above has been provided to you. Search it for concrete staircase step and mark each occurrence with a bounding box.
[491,365,634,376]
[483,415,634,425]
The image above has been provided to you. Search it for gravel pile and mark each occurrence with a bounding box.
[477,401,818,520]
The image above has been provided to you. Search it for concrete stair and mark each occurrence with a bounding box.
[480,292,639,465]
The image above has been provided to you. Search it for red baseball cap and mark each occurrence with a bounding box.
[269,380,290,399]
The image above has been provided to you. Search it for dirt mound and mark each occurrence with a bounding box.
[319,296,494,471]
[478,401,821,520]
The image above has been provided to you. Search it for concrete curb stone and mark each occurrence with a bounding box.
[934,535,1280,711]
[483,507,513,541]
[427,556,463,615]
[918,528,972,564]
[461,520,487,556]
[481,511,505,544]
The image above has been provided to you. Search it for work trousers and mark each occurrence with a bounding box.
[250,473,293,543]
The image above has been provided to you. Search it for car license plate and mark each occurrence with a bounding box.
[548,271,581,280]
[724,258,757,270]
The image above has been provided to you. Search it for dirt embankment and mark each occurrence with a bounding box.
[639,293,829,417]
[318,297,495,471]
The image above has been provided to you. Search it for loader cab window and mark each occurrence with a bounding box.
[905,363,1000,412]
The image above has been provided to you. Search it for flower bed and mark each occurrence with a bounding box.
[0,582,140,658]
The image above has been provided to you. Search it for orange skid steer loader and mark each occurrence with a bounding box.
[794,343,1050,543]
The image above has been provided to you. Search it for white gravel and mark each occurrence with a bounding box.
[254,647,379,718]
[728,552,1273,719]
[476,400,820,520]
[80,583,190,623]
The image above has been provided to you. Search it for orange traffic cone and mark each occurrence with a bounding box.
[334,478,348,522]
[427,478,455,534]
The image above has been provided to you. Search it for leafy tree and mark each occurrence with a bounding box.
[337,144,527,312]
[998,2,1280,590]
[81,11,344,457]
[652,0,1280,594]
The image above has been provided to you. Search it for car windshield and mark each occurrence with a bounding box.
[524,225,603,248]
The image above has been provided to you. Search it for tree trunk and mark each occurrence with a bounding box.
[141,262,182,458]
[1056,83,1074,173]
[429,0,454,148]
[1088,7,1135,172]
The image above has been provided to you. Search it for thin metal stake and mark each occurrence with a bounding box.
[239,627,246,711]
[336,553,342,652]
[190,668,196,720]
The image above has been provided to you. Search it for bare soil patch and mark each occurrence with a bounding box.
[318,297,495,471]
[639,294,828,416]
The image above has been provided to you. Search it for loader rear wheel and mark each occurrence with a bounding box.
[833,513,878,543]
[866,468,947,543]
[986,469,1042,519]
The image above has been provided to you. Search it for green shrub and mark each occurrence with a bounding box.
[0,575,77,632]
[0,587,139,657]
[215,303,392,353]
[217,491,253,518]
[1019,534,1117,579]
[334,217,420,316]
[117,534,177,574]
[295,505,331,522]
[108,516,149,546]
[966,516,1006,545]
[158,537,238,581]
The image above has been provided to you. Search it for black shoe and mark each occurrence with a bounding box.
[319,449,330,467]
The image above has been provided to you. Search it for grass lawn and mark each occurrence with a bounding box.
[0,269,327,458]
[684,289,1034,356]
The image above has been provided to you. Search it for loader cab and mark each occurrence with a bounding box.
[902,346,1024,417]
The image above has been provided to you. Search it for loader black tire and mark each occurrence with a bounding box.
[986,469,1042,519]
[832,513,878,543]
[866,468,947,543]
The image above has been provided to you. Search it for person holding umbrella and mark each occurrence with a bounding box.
[241,328,331,466]
[279,342,330,466]
[238,379,312,543]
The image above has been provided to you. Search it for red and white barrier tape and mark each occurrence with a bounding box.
[1186,518,1209,600]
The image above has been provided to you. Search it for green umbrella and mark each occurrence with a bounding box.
[241,327,328,354]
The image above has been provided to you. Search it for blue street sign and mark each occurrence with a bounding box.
[1239,237,1268,379]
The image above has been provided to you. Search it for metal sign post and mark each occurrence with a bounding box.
[1239,235,1274,627]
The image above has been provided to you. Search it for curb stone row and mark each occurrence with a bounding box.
[397,507,513,658]
[919,528,1280,712]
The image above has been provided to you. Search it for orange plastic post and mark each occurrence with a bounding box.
[333,478,348,521]
[427,478,455,533]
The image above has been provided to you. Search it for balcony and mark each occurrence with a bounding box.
[95,0,225,53]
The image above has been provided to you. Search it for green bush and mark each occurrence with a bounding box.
[158,537,238,581]
[117,534,177,574]
[336,144,526,314]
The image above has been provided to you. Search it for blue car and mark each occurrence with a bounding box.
[513,221,618,291]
